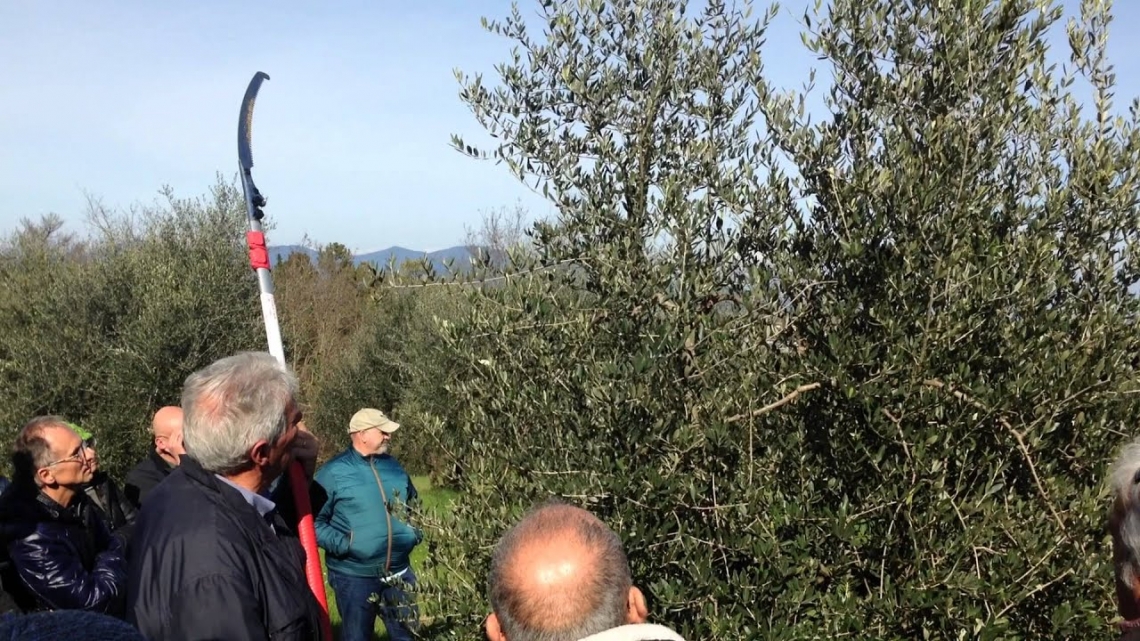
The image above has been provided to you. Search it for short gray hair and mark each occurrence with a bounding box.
[181,351,298,475]
[11,416,70,488]
[488,501,632,641]
[1110,438,1140,601]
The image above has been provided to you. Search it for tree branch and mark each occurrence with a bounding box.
[923,378,1067,535]
[725,382,821,423]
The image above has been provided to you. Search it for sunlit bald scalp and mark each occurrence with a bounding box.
[488,502,632,641]
[151,406,182,435]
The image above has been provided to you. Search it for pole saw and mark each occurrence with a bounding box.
[237,71,333,640]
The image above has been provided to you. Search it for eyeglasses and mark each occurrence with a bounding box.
[45,442,92,468]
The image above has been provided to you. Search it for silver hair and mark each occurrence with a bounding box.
[1110,438,1140,600]
[488,501,631,641]
[12,416,72,488]
[181,351,298,475]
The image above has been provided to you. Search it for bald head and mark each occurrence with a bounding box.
[152,406,182,433]
[487,502,645,641]
[151,405,185,464]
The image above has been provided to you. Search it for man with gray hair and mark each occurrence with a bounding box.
[125,352,326,641]
[0,417,125,616]
[485,501,685,641]
[1110,438,1140,639]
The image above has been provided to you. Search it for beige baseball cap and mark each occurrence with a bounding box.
[348,408,400,434]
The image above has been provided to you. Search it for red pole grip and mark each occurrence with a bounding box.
[289,461,333,640]
[247,230,272,271]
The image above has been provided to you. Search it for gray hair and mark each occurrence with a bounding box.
[11,415,71,488]
[181,351,298,475]
[1110,438,1140,601]
[488,501,632,641]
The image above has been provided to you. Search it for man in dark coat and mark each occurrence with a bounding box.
[126,352,326,641]
[123,406,184,509]
[0,476,14,615]
[0,417,126,617]
[66,423,136,535]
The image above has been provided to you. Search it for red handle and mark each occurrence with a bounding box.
[290,460,333,640]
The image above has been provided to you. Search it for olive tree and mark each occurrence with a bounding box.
[408,0,1139,638]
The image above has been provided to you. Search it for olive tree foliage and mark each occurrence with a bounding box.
[413,0,1140,638]
[0,177,263,477]
[266,237,470,471]
[274,241,369,391]
[463,201,537,271]
[306,282,471,475]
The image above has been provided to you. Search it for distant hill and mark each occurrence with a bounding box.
[268,244,473,274]
[268,245,318,265]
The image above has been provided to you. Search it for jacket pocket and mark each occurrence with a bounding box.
[268,616,312,641]
[346,524,388,561]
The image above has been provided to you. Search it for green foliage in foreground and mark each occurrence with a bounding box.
[408,0,1140,639]
[0,179,262,477]
[2,1,1140,639]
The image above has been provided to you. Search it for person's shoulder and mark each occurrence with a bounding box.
[316,449,356,477]
[133,479,243,555]
[125,456,157,481]
[145,465,192,497]
[577,624,687,641]
[376,454,410,476]
[136,468,212,524]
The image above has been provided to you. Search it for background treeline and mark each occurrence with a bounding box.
[2,0,1140,639]
[0,176,468,479]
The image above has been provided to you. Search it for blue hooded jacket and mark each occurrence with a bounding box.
[313,448,422,578]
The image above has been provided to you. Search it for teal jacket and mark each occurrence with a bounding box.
[313,448,422,578]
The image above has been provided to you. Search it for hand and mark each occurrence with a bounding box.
[292,421,320,479]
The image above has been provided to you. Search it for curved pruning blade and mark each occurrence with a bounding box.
[238,71,270,170]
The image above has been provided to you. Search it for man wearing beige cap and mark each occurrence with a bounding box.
[313,408,422,641]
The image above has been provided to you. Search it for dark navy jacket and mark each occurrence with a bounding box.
[126,456,326,641]
[0,487,126,616]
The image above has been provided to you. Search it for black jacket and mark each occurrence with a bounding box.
[82,471,136,534]
[0,488,126,616]
[123,451,174,510]
[126,456,327,641]
[0,478,15,614]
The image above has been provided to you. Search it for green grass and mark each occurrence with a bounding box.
[320,475,457,640]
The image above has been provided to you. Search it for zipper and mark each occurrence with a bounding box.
[367,459,394,574]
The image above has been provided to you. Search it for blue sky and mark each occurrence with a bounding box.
[2,1,1139,253]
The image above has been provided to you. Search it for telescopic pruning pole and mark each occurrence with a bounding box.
[237,71,332,641]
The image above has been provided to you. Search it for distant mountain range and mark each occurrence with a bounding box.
[268,244,472,273]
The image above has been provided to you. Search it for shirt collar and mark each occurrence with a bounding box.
[214,475,276,518]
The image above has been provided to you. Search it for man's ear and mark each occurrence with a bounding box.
[485,612,506,641]
[249,440,272,466]
[627,586,648,624]
[36,467,54,488]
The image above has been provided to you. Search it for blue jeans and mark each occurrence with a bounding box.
[328,568,419,641]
